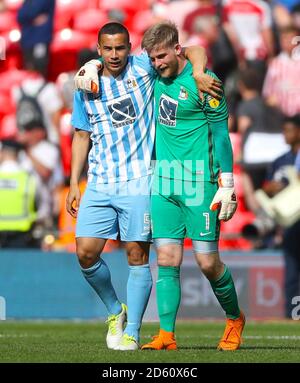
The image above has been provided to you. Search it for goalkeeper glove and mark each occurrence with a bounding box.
[74,59,102,93]
[210,173,237,221]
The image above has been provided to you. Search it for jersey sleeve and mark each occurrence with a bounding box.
[131,51,157,78]
[203,70,229,122]
[71,91,91,131]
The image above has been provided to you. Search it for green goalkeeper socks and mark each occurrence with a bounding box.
[157,266,181,332]
[210,265,240,319]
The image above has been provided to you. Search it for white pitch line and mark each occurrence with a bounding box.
[0,333,42,338]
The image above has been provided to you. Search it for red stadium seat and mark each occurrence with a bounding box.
[99,0,149,12]
[54,0,99,32]
[234,170,244,197]
[221,209,255,235]
[0,46,22,72]
[129,32,143,52]
[51,29,94,53]
[0,11,18,33]
[88,0,99,7]
[56,0,87,13]
[50,30,95,81]
[98,0,150,30]
[58,111,73,179]
[0,114,17,140]
[183,238,193,249]
[0,68,35,95]
[219,212,255,251]
[53,11,73,32]
[54,0,86,32]
[219,236,253,250]
[73,9,108,34]
[0,93,10,120]
[230,132,242,163]
[0,28,21,49]
[0,27,22,72]
[131,10,156,34]
[4,0,23,12]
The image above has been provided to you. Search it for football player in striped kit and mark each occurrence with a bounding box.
[68,22,221,351]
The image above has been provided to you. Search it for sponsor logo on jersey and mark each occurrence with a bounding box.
[107,95,137,128]
[158,94,178,127]
[179,86,188,100]
[207,95,219,109]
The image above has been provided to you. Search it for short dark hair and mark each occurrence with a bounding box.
[0,139,23,152]
[283,114,300,128]
[23,121,46,132]
[98,22,130,44]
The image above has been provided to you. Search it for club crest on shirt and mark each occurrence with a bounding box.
[178,86,188,100]
[207,95,220,109]
[126,78,137,90]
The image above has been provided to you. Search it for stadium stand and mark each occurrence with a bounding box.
[0,9,18,33]
[1,0,298,252]
[4,0,23,12]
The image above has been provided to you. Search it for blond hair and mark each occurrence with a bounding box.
[141,21,179,53]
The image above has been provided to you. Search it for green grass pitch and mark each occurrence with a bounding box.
[1,320,300,363]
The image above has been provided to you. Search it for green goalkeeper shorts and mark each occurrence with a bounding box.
[151,177,220,241]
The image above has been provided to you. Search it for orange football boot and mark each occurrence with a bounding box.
[217,310,246,351]
[141,329,177,350]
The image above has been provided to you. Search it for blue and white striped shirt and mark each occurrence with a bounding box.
[71,52,156,184]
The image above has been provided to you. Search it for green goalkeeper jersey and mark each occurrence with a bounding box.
[154,61,228,182]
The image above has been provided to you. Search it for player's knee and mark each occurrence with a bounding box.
[127,248,149,265]
[198,257,220,280]
[76,246,98,268]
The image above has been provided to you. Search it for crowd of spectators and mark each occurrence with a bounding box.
[0,0,300,256]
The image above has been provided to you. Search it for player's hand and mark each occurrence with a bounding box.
[66,184,81,218]
[210,173,237,221]
[74,59,102,93]
[193,72,223,101]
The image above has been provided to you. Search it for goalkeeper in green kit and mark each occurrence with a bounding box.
[140,21,245,351]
